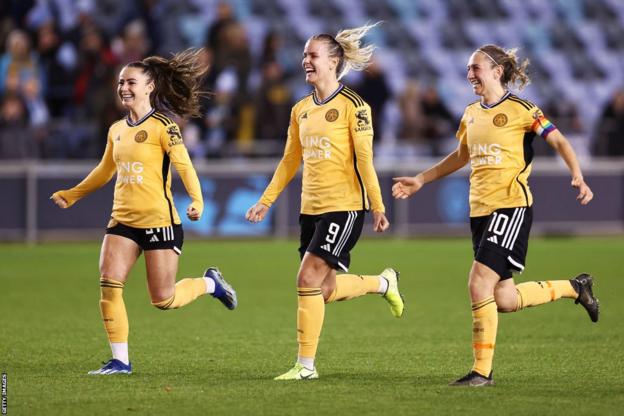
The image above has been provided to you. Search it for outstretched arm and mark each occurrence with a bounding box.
[392,142,469,199]
[51,138,116,208]
[545,130,593,205]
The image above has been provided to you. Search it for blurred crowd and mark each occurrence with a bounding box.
[0,0,622,161]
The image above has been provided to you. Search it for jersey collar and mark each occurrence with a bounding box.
[480,91,510,109]
[312,84,344,106]
[126,108,155,127]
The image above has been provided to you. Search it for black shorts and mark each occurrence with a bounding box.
[106,220,184,255]
[299,210,365,272]
[470,206,532,280]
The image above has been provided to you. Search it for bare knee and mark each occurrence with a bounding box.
[297,253,329,288]
[99,266,129,285]
[297,267,321,288]
[468,262,500,301]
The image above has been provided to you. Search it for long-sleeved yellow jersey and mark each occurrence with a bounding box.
[55,110,203,228]
[260,84,385,215]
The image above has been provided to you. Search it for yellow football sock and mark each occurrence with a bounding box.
[297,287,325,359]
[515,280,578,310]
[471,296,498,377]
[152,278,207,310]
[100,278,129,343]
[325,274,381,303]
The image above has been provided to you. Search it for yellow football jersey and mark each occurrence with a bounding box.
[259,84,385,215]
[456,93,557,217]
[57,110,203,228]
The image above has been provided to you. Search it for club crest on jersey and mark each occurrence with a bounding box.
[532,109,543,119]
[493,113,508,127]
[167,125,183,146]
[134,130,148,143]
[325,109,339,122]
[355,109,372,132]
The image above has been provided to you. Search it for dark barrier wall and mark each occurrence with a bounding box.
[2,160,622,241]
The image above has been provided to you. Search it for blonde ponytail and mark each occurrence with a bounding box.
[311,22,381,80]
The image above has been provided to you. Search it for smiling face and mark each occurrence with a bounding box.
[117,66,154,111]
[301,39,339,85]
[466,51,503,97]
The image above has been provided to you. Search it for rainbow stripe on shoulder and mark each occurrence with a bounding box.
[531,115,556,139]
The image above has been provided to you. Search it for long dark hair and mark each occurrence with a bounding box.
[126,48,209,118]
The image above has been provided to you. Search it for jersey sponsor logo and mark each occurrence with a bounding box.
[321,243,331,252]
[493,113,508,127]
[487,235,498,244]
[167,125,183,146]
[115,135,121,142]
[150,234,159,242]
[116,161,144,184]
[134,130,148,143]
[470,143,502,166]
[355,109,372,132]
[301,112,308,119]
[325,109,339,122]
[301,135,331,159]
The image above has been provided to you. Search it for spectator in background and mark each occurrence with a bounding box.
[260,30,296,77]
[420,84,455,156]
[112,19,150,65]
[202,5,252,147]
[36,20,77,117]
[396,79,425,144]
[201,66,239,158]
[73,23,119,153]
[0,92,35,158]
[74,24,117,110]
[205,1,235,56]
[0,29,44,95]
[22,75,49,128]
[355,58,390,141]
[538,98,586,156]
[593,89,624,156]
[253,60,293,155]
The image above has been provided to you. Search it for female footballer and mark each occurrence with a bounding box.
[393,44,598,386]
[246,23,404,380]
[51,49,237,375]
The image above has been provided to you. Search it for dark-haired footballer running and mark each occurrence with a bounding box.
[393,44,598,387]
[52,49,237,375]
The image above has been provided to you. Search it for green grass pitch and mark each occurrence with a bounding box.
[1,237,623,415]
